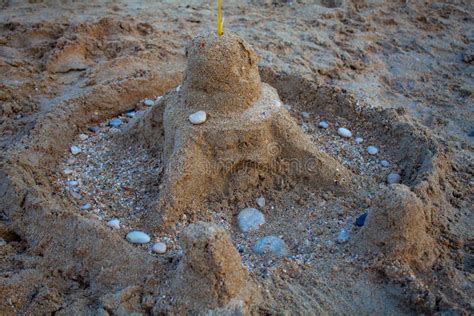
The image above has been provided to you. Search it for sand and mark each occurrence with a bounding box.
[0,1,472,314]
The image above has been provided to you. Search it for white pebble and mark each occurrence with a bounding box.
[256,196,266,208]
[355,137,363,144]
[79,133,89,141]
[387,172,401,184]
[143,99,154,106]
[106,218,120,229]
[367,146,379,155]
[126,231,150,244]
[337,127,352,138]
[70,145,81,155]
[380,160,390,168]
[189,111,207,125]
[175,85,181,92]
[318,121,329,129]
[63,168,73,175]
[152,242,167,254]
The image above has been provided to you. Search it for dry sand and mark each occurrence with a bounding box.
[0,0,472,314]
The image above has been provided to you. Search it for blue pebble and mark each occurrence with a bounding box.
[253,236,288,257]
[109,118,122,127]
[355,212,368,227]
[126,111,136,118]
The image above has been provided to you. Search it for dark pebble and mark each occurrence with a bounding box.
[355,212,368,227]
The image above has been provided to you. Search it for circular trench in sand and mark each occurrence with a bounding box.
[45,65,441,311]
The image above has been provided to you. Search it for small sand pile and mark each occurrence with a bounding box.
[164,222,257,313]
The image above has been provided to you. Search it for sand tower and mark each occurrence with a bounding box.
[133,31,354,227]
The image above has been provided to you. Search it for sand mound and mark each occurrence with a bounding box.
[129,32,354,228]
[358,184,437,270]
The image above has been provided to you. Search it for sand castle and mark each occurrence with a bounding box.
[134,31,354,227]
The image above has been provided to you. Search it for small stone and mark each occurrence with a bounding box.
[355,137,363,144]
[79,133,89,141]
[126,231,150,244]
[387,172,401,184]
[70,191,82,199]
[152,242,167,254]
[256,196,266,208]
[283,104,291,110]
[80,203,91,210]
[355,212,368,227]
[106,218,120,229]
[300,123,309,133]
[318,121,329,129]
[88,126,99,133]
[367,146,379,155]
[189,111,207,125]
[70,145,81,155]
[109,118,122,127]
[175,85,181,92]
[237,208,265,232]
[126,111,136,118]
[63,168,73,175]
[143,99,154,106]
[337,127,352,138]
[0,238,6,247]
[380,160,390,168]
[66,180,79,186]
[253,236,288,257]
[301,112,310,120]
[336,229,349,244]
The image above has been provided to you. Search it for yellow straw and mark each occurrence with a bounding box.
[217,0,223,36]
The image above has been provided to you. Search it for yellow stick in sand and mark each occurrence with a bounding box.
[217,0,223,36]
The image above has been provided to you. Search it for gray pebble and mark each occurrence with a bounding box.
[355,137,363,144]
[126,111,136,118]
[336,229,349,244]
[109,118,122,127]
[152,242,167,254]
[253,236,288,257]
[106,218,120,229]
[143,99,154,106]
[70,145,81,155]
[318,121,329,129]
[80,203,91,210]
[88,126,99,133]
[63,168,73,175]
[126,231,150,244]
[79,133,89,141]
[301,112,310,120]
[380,160,390,168]
[387,172,401,184]
[189,111,207,125]
[66,180,79,186]
[367,146,379,155]
[256,196,266,208]
[337,127,352,138]
[237,208,265,232]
